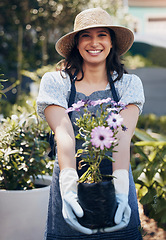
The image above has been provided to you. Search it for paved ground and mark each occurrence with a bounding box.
[128,67,166,116]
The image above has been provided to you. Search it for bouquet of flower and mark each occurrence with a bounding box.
[67,97,127,184]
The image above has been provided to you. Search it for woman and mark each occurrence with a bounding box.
[37,7,145,240]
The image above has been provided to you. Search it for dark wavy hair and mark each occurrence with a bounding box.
[62,29,127,82]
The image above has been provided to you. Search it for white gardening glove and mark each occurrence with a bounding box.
[59,168,96,234]
[102,169,131,233]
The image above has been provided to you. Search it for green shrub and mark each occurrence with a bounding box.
[129,42,153,58]
[131,128,166,230]
[129,42,166,68]
[124,54,153,69]
[0,101,53,190]
[137,114,166,135]
[21,63,57,84]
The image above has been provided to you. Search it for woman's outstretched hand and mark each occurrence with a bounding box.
[60,168,131,234]
[101,169,131,233]
[59,168,97,235]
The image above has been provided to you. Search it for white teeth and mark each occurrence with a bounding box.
[88,50,101,54]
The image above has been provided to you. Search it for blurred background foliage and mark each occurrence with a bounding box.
[131,129,166,230]
[0,0,127,114]
[0,100,54,190]
[1,0,166,115]
[128,42,166,69]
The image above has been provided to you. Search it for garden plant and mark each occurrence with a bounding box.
[132,128,166,230]
[0,100,53,190]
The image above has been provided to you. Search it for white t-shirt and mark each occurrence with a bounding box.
[37,71,145,120]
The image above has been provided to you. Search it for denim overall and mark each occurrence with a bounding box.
[44,73,143,240]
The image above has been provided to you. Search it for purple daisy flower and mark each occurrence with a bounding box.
[66,107,74,113]
[73,100,85,110]
[106,113,123,129]
[90,99,103,106]
[107,107,119,112]
[90,126,115,150]
[117,101,126,110]
[66,100,85,113]
[90,97,112,107]
[101,97,112,104]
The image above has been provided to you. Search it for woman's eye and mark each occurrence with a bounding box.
[99,34,107,37]
[81,34,90,38]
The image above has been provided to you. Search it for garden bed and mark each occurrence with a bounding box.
[139,200,166,240]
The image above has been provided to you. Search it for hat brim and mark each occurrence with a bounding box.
[55,25,134,58]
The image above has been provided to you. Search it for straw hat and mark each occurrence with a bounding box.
[56,7,134,57]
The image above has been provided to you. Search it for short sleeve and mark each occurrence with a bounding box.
[36,71,71,120]
[115,74,145,114]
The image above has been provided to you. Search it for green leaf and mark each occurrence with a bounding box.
[77,149,84,155]
[78,168,92,183]
[149,149,157,162]
[154,172,166,187]
[134,128,157,141]
[134,145,149,161]
[4,149,20,157]
[160,211,166,224]
[106,155,115,162]
[82,141,90,147]
[140,188,156,205]
[133,163,145,181]
[135,141,166,147]
[137,172,154,187]
[152,198,166,214]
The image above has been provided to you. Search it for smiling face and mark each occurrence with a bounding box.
[77,27,112,67]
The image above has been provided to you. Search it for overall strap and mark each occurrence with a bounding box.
[68,71,77,104]
[68,70,77,119]
[108,72,119,103]
[68,80,76,108]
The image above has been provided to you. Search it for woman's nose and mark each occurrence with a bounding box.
[90,36,99,46]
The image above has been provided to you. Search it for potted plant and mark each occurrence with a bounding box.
[67,98,126,229]
[0,101,54,240]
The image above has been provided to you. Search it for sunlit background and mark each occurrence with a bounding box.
[0,0,166,117]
